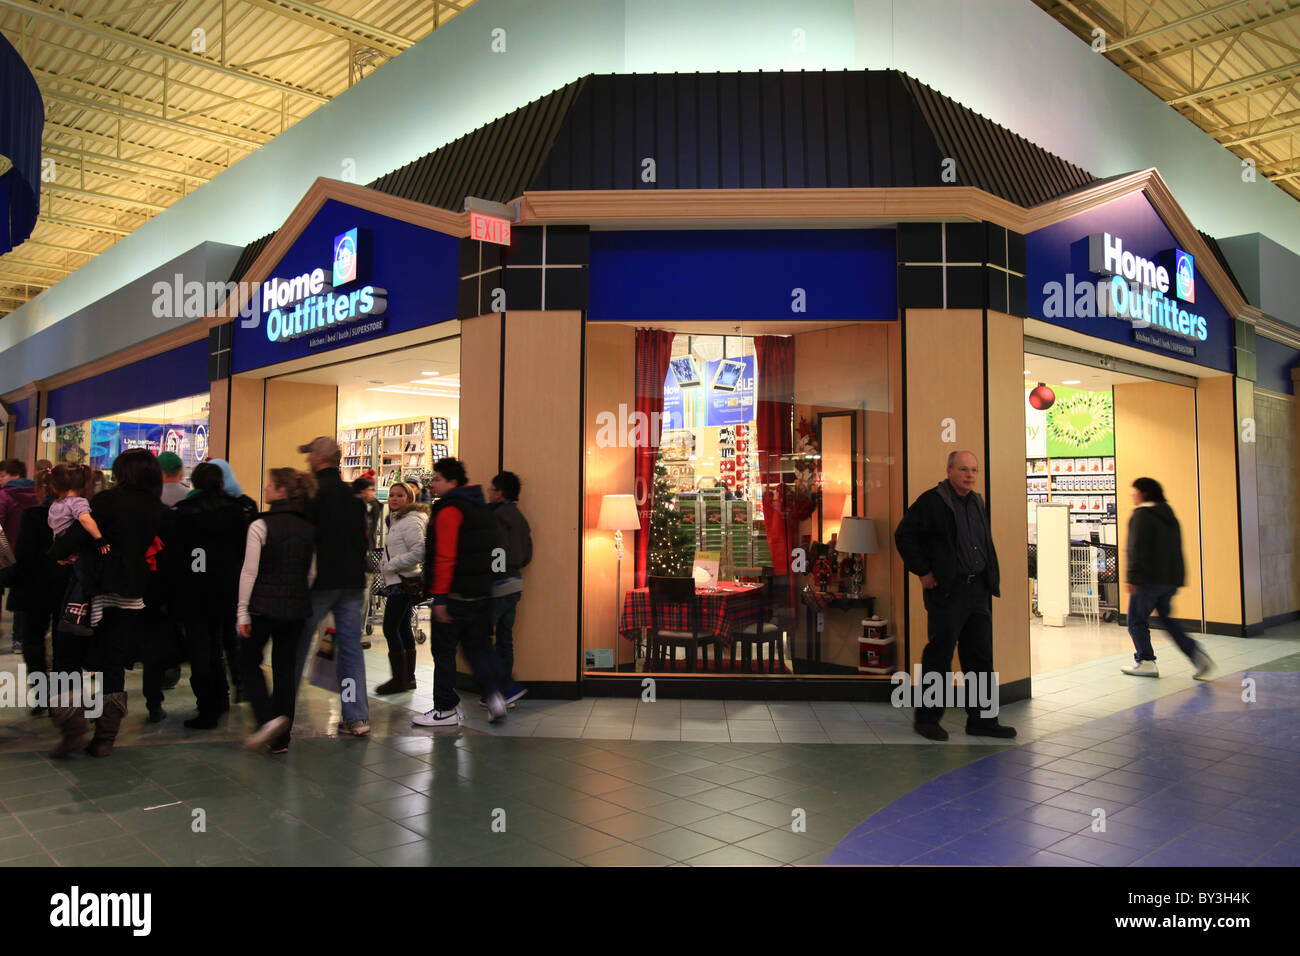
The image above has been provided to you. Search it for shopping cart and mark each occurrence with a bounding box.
[364,547,384,637]
[1069,544,1100,628]
[1095,543,1119,622]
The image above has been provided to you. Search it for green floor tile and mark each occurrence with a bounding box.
[258,839,363,866]
[601,785,677,812]
[588,811,676,842]
[38,817,127,849]
[51,834,150,866]
[684,844,784,866]
[734,828,831,864]
[686,786,765,813]
[685,812,774,844]
[579,843,675,866]
[551,795,627,825]
[648,774,718,798]
[534,824,625,859]
[0,852,56,867]
[0,833,45,863]
[687,764,756,787]
[729,774,805,799]
[641,799,720,827]
[633,827,727,861]
[365,839,439,867]
[455,842,581,867]
[338,821,425,854]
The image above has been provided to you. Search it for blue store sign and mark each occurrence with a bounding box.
[1025,192,1234,373]
[231,199,459,374]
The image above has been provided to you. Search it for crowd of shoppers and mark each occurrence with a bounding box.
[0,437,533,758]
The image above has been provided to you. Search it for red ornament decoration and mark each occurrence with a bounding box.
[1028,383,1055,410]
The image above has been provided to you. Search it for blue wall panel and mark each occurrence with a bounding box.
[588,229,897,322]
[47,340,208,425]
[1256,334,1299,395]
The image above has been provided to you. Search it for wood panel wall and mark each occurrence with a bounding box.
[262,380,337,508]
[1196,375,1244,629]
[227,376,265,508]
[502,311,582,685]
[1113,381,1202,623]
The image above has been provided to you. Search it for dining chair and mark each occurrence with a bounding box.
[647,575,720,672]
[730,576,784,673]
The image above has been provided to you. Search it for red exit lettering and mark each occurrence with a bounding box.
[470,211,511,246]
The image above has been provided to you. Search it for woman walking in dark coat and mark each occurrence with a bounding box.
[8,470,68,714]
[48,449,174,758]
[172,462,251,728]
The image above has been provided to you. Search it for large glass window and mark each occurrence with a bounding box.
[583,321,900,679]
[41,392,211,485]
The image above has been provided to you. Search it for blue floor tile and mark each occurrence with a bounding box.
[838,830,932,864]
[1131,838,1255,867]
[1044,833,1149,866]
[945,830,1039,865]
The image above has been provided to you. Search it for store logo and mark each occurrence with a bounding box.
[333,228,358,287]
[1175,248,1194,303]
[1086,233,1207,342]
[261,266,387,343]
[195,425,208,460]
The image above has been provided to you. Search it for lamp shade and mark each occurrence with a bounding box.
[597,494,641,531]
[835,516,878,554]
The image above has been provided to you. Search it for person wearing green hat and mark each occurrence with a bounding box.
[158,453,189,508]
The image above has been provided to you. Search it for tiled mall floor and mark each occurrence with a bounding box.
[0,619,1296,866]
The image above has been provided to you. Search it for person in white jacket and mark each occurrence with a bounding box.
[375,481,429,694]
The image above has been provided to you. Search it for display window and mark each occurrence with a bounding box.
[41,392,211,483]
[583,321,900,678]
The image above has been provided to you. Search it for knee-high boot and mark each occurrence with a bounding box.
[85,691,128,758]
[375,650,410,694]
[49,701,90,758]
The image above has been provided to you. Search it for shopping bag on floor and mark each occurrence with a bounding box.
[308,627,339,693]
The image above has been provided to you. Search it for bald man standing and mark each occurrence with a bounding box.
[895,451,1015,740]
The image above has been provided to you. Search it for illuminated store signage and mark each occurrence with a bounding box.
[333,227,358,286]
[469,211,511,246]
[263,227,387,343]
[1087,233,1206,341]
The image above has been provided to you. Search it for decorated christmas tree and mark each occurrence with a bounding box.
[648,455,693,577]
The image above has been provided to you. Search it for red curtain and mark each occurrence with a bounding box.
[634,328,675,587]
[754,336,794,576]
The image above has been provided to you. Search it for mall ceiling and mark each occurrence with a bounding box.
[1035,0,1300,201]
[0,0,477,317]
[4,1,1299,321]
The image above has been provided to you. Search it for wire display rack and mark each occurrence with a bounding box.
[1069,545,1100,628]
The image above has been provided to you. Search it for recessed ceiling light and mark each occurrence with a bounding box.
[1063,379,1081,385]
[421,371,439,376]
[1023,369,1032,375]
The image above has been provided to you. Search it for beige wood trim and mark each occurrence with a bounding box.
[1257,313,1300,349]
[0,382,38,406]
[202,178,469,331]
[520,188,1024,230]
[34,322,208,392]
[524,172,1249,319]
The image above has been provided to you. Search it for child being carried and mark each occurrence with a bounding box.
[48,464,110,635]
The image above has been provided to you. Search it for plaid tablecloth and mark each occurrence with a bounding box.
[619,583,763,646]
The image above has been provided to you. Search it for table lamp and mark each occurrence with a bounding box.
[597,494,641,669]
[835,517,879,598]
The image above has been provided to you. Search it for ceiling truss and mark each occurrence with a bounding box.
[1,0,476,316]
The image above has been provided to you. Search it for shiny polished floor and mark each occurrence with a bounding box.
[0,615,1296,866]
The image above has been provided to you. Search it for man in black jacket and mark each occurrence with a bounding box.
[1122,477,1213,679]
[894,451,1015,740]
[411,457,507,727]
[294,437,371,736]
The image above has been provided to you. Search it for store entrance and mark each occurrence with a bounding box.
[246,336,460,654]
[1024,350,1204,675]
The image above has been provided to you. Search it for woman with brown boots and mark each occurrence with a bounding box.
[375,481,427,694]
[49,449,174,758]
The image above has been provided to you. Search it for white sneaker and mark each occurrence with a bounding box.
[485,693,508,724]
[244,716,289,751]
[412,707,462,727]
[1192,650,1215,680]
[1121,660,1160,678]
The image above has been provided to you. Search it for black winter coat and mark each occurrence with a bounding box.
[6,504,69,614]
[894,481,1002,598]
[1126,502,1185,588]
[171,490,249,621]
[51,487,174,603]
[304,468,367,590]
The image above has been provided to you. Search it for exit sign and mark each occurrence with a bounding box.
[470,211,511,245]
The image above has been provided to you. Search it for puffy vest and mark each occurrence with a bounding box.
[248,500,316,620]
[426,494,501,599]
